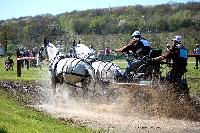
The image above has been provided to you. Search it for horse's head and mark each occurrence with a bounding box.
[38,46,48,61]
[112,64,123,82]
[37,38,58,62]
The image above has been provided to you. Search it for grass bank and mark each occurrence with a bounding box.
[0,89,93,133]
[0,57,49,81]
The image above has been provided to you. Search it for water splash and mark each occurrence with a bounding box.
[33,82,200,132]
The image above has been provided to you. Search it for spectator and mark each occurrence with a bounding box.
[97,48,104,56]
[19,48,24,68]
[97,48,106,61]
[23,48,30,69]
[90,44,97,55]
[193,44,200,69]
[5,56,14,71]
[30,47,38,67]
[105,46,111,55]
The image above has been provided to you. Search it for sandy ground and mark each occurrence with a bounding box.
[35,102,200,133]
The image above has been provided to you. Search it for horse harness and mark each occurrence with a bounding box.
[59,58,94,78]
[98,61,115,79]
[49,52,65,73]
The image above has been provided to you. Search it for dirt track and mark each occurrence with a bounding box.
[1,80,200,133]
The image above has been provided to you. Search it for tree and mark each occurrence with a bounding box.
[0,24,11,56]
[89,17,106,34]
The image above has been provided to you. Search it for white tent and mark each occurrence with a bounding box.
[0,44,4,56]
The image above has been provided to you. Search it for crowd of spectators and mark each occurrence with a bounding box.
[4,47,39,71]
[19,47,38,69]
[97,46,113,61]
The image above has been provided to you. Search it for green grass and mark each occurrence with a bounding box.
[0,57,97,133]
[0,56,49,81]
[0,89,93,133]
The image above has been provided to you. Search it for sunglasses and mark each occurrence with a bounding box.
[132,35,141,38]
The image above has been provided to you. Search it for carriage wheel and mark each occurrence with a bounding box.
[136,64,152,80]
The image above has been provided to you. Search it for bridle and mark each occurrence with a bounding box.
[38,46,48,61]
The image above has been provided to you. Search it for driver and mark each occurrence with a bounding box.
[115,31,151,78]
[115,31,151,56]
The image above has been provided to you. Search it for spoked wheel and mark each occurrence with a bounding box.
[135,64,152,81]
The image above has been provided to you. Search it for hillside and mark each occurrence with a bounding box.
[0,2,200,54]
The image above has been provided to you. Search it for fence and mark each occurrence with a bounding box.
[16,49,37,77]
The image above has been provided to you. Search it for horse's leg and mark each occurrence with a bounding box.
[51,77,56,96]
[81,77,91,99]
[51,76,60,106]
[39,62,42,70]
[68,85,77,97]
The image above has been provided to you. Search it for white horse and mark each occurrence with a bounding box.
[69,42,121,84]
[38,40,96,97]
[92,61,122,83]
[69,42,96,62]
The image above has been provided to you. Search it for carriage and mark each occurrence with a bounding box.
[69,41,166,87]
[71,41,189,97]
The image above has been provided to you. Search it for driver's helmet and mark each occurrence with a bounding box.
[172,35,182,44]
[7,56,10,59]
[131,31,141,39]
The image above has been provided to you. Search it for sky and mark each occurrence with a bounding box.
[0,0,196,20]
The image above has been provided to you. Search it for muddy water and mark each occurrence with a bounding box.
[34,84,200,133]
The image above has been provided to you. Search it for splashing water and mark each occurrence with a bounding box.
[31,81,200,133]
